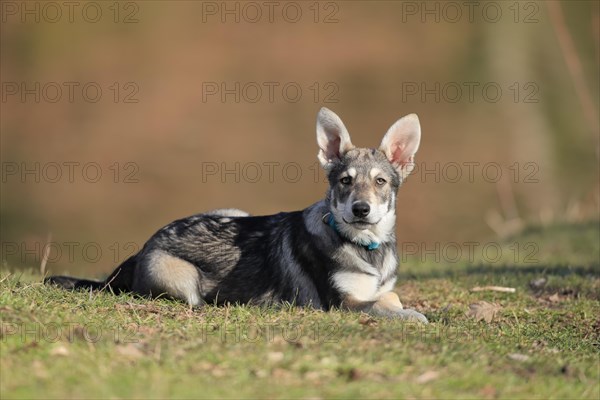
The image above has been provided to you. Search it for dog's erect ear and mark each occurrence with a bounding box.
[379,114,421,180]
[316,107,354,168]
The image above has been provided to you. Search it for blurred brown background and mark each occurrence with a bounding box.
[1,0,598,276]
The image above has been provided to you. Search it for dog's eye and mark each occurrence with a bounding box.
[340,176,352,185]
[376,177,387,186]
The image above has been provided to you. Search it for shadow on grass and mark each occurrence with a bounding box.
[399,263,600,280]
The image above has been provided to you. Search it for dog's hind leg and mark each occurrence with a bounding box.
[134,250,204,307]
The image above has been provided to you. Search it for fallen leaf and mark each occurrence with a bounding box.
[211,367,227,377]
[289,341,304,349]
[358,315,378,327]
[252,369,268,378]
[532,339,547,350]
[508,353,530,362]
[188,361,221,374]
[319,356,337,366]
[267,351,284,363]
[304,371,321,381]
[548,293,561,303]
[13,341,39,353]
[348,368,363,381]
[467,301,502,323]
[479,384,497,399]
[416,370,439,384]
[50,344,70,356]
[32,360,49,379]
[115,343,144,359]
[471,286,515,293]
[271,368,292,379]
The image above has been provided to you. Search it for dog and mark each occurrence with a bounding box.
[47,108,428,323]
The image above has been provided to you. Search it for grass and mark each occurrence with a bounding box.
[1,221,599,399]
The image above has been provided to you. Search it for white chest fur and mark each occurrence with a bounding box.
[331,247,398,302]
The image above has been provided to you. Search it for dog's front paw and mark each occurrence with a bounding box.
[397,309,428,324]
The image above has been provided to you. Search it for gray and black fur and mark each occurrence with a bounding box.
[47,108,427,323]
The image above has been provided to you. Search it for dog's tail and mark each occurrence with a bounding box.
[45,255,137,293]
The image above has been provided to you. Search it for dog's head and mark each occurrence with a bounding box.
[316,107,421,246]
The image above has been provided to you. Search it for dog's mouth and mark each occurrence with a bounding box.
[342,218,378,229]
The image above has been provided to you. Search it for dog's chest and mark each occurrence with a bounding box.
[331,246,398,301]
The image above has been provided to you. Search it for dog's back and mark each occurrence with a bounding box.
[134,211,332,307]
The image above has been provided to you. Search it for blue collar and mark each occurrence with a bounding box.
[325,213,381,251]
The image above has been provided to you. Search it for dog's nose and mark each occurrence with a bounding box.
[352,202,370,218]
